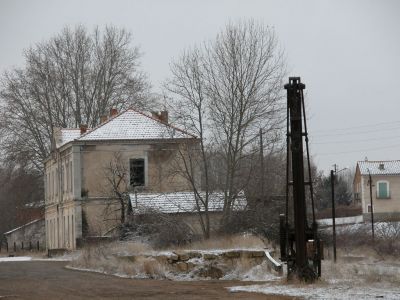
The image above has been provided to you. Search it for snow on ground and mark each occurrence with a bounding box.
[229,281,400,299]
[0,256,32,262]
[229,258,400,299]
[221,261,281,282]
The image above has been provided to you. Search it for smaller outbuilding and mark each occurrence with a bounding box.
[129,191,247,234]
[4,219,45,251]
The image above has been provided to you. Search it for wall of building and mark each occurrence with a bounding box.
[45,140,200,248]
[361,174,400,217]
[81,142,194,197]
[178,212,222,236]
[44,146,79,250]
[79,142,199,237]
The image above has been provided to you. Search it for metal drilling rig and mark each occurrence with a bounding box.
[279,77,323,282]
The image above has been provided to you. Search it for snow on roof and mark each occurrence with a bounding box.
[357,160,400,175]
[77,109,196,142]
[129,191,247,214]
[24,201,45,208]
[4,219,44,235]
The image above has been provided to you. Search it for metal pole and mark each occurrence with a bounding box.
[331,170,337,263]
[368,171,375,240]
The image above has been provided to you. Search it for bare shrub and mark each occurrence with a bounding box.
[181,233,266,250]
[315,205,362,219]
[121,208,193,248]
[335,224,369,246]
[70,242,168,279]
[218,197,284,245]
[374,222,400,257]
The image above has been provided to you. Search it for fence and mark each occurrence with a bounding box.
[0,240,43,253]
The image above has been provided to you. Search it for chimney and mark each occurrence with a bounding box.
[100,115,108,123]
[80,124,88,135]
[151,111,169,123]
[151,111,160,120]
[110,108,118,117]
[160,110,169,123]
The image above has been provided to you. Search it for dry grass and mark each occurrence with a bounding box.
[321,246,400,286]
[69,242,168,279]
[69,234,272,280]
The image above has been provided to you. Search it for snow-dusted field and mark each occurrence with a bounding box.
[229,258,400,299]
[229,281,400,300]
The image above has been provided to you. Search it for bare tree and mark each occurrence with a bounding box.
[0,25,151,170]
[166,20,286,225]
[165,47,214,238]
[102,152,130,225]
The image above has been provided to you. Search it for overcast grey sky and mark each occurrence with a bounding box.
[1,0,399,173]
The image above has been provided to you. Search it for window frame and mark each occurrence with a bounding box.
[129,158,146,188]
[376,180,390,199]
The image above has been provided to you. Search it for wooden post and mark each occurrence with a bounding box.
[331,170,337,263]
[37,241,40,251]
[21,241,24,250]
[368,170,375,241]
[14,242,16,252]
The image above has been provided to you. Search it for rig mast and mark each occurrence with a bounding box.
[280,77,322,281]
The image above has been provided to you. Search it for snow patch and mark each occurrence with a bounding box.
[0,256,32,262]
[229,282,400,299]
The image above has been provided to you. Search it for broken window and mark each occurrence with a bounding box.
[130,158,145,187]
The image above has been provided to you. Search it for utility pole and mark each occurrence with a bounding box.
[330,169,337,263]
[259,128,265,199]
[367,169,375,241]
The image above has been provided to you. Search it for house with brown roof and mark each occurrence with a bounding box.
[354,160,400,221]
[44,108,201,250]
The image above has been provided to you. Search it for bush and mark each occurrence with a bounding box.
[121,208,194,248]
[374,222,400,257]
[315,205,362,219]
[219,208,280,245]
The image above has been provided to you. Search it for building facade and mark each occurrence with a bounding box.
[353,160,400,221]
[44,108,199,249]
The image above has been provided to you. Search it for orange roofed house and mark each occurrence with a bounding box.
[354,160,400,221]
[44,108,202,250]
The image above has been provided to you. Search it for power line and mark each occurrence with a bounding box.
[311,134,400,145]
[316,143,400,156]
[311,125,400,138]
[312,120,400,133]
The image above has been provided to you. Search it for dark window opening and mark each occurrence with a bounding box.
[130,158,145,187]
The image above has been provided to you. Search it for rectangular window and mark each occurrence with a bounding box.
[377,182,389,198]
[130,158,145,187]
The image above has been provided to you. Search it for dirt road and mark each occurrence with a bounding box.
[0,261,295,299]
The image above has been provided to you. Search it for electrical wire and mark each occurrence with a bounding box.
[311,120,400,133]
[316,143,400,156]
[311,135,400,145]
